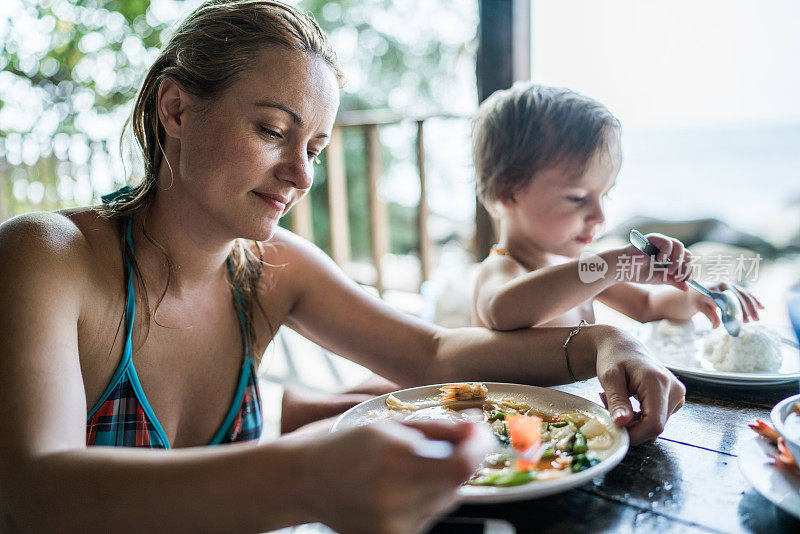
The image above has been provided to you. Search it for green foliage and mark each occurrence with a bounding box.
[1,0,476,259]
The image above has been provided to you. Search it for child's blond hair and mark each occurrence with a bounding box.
[472,82,620,207]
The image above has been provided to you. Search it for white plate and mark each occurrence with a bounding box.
[739,436,800,520]
[330,382,629,504]
[639,321,800,386]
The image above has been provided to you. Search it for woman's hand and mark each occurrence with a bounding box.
[594,326,686,445]
[297,420,494,534]
[688,282,764,328]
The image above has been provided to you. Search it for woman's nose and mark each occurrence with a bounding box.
[277,151,313,190]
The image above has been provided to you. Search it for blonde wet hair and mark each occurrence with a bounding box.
[101,0,344,355]
[472,82,620,207]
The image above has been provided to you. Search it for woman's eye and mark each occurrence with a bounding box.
[260,127,282,139]
[567,196,587,204]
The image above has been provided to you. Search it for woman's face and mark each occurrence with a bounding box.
[174,47,340,242]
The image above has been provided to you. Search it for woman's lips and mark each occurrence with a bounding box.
[253,191,287,211]
[576,235,595,244]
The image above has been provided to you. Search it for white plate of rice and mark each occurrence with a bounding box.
[638,318,800,386]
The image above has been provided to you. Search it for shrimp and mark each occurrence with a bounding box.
[748,419,779,444]
[770,438,799,472]
[439,382,488,402]
[385,394,418,412]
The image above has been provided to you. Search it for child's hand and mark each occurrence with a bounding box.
[688,282,764,328]
[618,233,693,290]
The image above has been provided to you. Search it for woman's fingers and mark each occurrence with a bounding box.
[401,421,494,480]
[626,373,685,445]
[598,366,635,426]
[317,421,489,534]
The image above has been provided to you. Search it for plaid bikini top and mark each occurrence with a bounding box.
[86,200,262,447]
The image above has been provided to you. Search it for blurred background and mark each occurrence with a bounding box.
[2,0,800,405]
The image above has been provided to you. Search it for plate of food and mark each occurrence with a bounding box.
[330,382,629,503]
[738,436,800,520]
[638,318,800,386]
[742,405,800,521]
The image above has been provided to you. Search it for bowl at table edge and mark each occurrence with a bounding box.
[770,393,800,463]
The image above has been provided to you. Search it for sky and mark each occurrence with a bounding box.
[530,0,800,240]
[532,0,800,129]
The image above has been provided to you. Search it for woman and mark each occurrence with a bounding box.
[0,1,684,532]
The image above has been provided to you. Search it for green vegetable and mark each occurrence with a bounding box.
[494,432,510,446]
[540,448,555,460]
[549,421,568,428]
[470,470,537,486]
[570,453,599,472]
[489,411,506,421]
[572,431,587,454]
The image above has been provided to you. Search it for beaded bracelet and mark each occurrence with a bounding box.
[562,319,590,382]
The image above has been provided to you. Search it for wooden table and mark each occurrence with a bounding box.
[445,377,800,534]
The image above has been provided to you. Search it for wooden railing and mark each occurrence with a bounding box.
[0,111,471,296]
[289,110,465,295]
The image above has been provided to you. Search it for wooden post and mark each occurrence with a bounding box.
[474,0,531,261]
[416,120,432,288]
[365,124,388,294]
[325,126,351,268]
[290,191,314,241]
[0,166,6,221]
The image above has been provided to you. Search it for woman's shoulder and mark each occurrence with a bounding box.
[0,208,119,280]
[259,226,335,267]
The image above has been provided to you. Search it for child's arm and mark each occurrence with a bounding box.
[474,234,694,331]
[598,282,763,326]
[474,251,620,330]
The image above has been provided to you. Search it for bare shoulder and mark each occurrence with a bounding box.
[0,211,86,261]
[260,227,331,263]
[258,227,339,283]
[0,208,116,291]
[474,252,528,288]
[254,227,354,315]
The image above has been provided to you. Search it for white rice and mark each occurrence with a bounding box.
[648,320,701,366]
[703,324,783,372]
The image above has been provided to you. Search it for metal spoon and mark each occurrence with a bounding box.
[629,229,743,337]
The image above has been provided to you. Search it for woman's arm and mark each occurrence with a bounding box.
[270,230,685,444]
[0,215,489,534]
[0,215,314,533]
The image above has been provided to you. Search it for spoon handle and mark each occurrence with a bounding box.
[629,229,660,258]
[631,230,715,299]
[686,279,713,299]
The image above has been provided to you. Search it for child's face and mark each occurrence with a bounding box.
[503,146,620,258]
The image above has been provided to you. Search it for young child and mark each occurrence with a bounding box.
[471,82,763,333]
